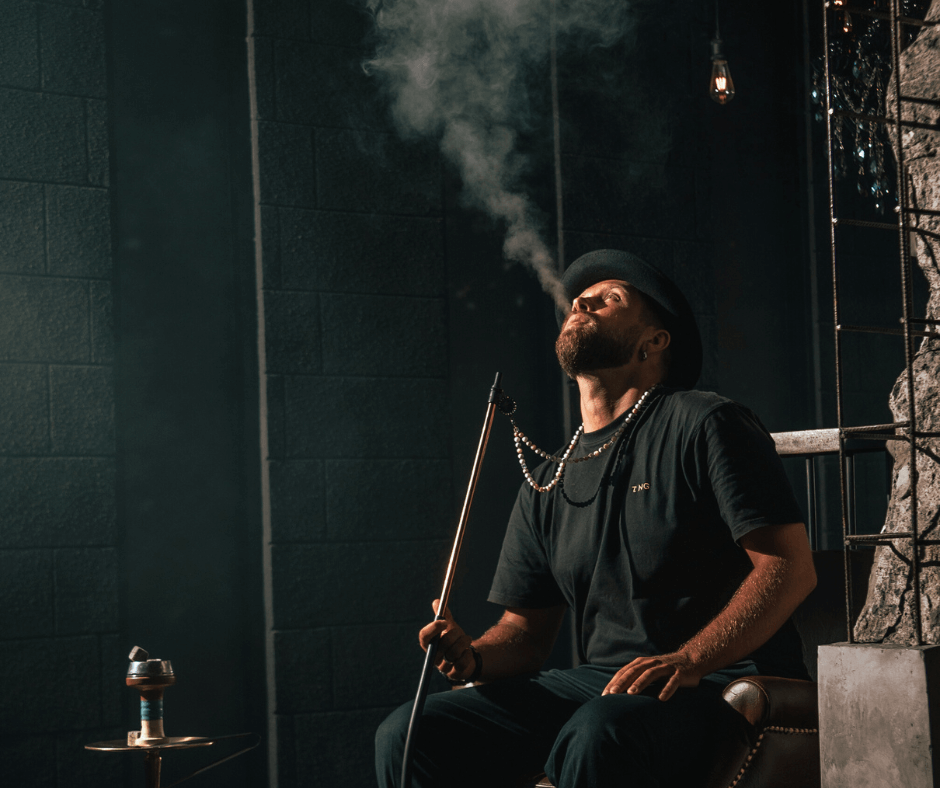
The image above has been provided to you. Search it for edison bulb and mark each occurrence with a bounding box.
[710,59,735,104]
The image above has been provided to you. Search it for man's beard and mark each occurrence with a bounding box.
[555,317,642,379]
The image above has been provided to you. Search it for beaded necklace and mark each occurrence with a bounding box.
[510,384,660,493]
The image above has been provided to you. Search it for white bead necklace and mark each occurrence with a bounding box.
[511,385,659,494]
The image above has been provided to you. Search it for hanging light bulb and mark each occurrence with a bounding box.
[709,38,735,105]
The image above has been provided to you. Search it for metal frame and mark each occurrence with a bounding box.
[821,0,940,644]
[771,429,887,551]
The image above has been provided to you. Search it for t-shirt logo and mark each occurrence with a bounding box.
[631,482,650,493]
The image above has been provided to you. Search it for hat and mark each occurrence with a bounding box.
[557,249,702,390]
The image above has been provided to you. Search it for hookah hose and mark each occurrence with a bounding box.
[400,372,508,788]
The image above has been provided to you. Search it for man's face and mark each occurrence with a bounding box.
[555,279,648,379]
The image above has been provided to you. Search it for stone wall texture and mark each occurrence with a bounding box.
[854,0,940,644]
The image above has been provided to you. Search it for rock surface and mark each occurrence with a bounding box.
[854,0,940,643]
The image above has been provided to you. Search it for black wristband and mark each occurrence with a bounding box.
[446,645,483,686]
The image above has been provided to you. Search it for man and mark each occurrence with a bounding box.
[376,249,817,788]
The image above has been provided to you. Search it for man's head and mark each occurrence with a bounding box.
[555,280,669,379]
[555,250,702,389]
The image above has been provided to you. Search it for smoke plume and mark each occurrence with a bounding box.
[364,0,633,311]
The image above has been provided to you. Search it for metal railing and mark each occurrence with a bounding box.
[771,429,888,552]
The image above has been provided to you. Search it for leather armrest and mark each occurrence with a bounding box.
[722,676,818,730]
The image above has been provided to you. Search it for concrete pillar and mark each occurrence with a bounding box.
[818,643,940,788]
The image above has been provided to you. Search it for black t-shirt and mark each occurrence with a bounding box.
[488,388,808,679]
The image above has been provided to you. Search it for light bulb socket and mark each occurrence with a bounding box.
[710,38,726,62]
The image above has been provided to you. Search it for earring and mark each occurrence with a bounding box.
[640,349,648,362]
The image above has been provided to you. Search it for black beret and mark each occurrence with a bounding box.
[556,249,702,390]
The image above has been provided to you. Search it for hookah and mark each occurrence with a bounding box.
[85,646,259,788]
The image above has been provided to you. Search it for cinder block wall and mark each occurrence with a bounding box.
[0,0,123,785]
[248,3,453,786]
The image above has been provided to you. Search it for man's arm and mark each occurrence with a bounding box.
[420,601,566,683]
[603,521,816,700]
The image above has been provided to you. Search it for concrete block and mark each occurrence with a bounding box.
[320,294,447,377]
[818,642,940,788]
[85,98,109,186]
[253,0,309,39]
[49,365,115,455]
[0,363,50,454]
[264,290,321,374]
[54,547,118,634]
[252,37,276,121]
[697,315,720,393]
[294,708,395,788]
[276,713,298,788]
[266,375,286,459]
[284,376,450,459]
[0,180,44,274]
[694,168,710,241]
[45,185,112,278]
[0,275,89,363]
[2,734,56,788]
[0,88,86,183]
[99,632,124,727]
[0,635,100,734]
[0,1,39,89]
[39,4,107,98]
[564,230,633,266]
[271,540,446,628]
[269,460,326,542]
[0,549,54,638]
[278,208,444,296]
[274,41,382,129]
[258,121,315,207]
[325,459,452,541]
[56,728,124,787]
[310,1,371,47]
[673,241,716,316]
[0,458,116,548]
[273,628,331,713]
[260,205,280,288]
[37,0,104,9]
[562,156,696,240]
[332,622,422,709]
[89,281,114,364]
[316,128,441,216]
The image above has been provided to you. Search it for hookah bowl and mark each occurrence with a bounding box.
[126,646,177,746]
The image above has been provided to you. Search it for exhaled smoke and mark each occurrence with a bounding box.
[364,0,632,312]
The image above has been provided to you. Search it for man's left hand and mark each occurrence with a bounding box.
[602,653,702,701]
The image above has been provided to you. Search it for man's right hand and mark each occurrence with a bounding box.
[419,599,476,683]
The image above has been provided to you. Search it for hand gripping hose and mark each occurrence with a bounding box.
[400,372,504,788]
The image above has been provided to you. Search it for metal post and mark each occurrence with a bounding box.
[144,751,162,788]
[822,0,855,643]
[806,457,818,550]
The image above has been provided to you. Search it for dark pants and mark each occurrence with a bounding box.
[375,665,754,788]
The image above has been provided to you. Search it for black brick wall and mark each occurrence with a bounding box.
[0,0,122,785]
[249,3,455,785]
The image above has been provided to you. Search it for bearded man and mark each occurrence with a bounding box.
[375,249,817,788]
